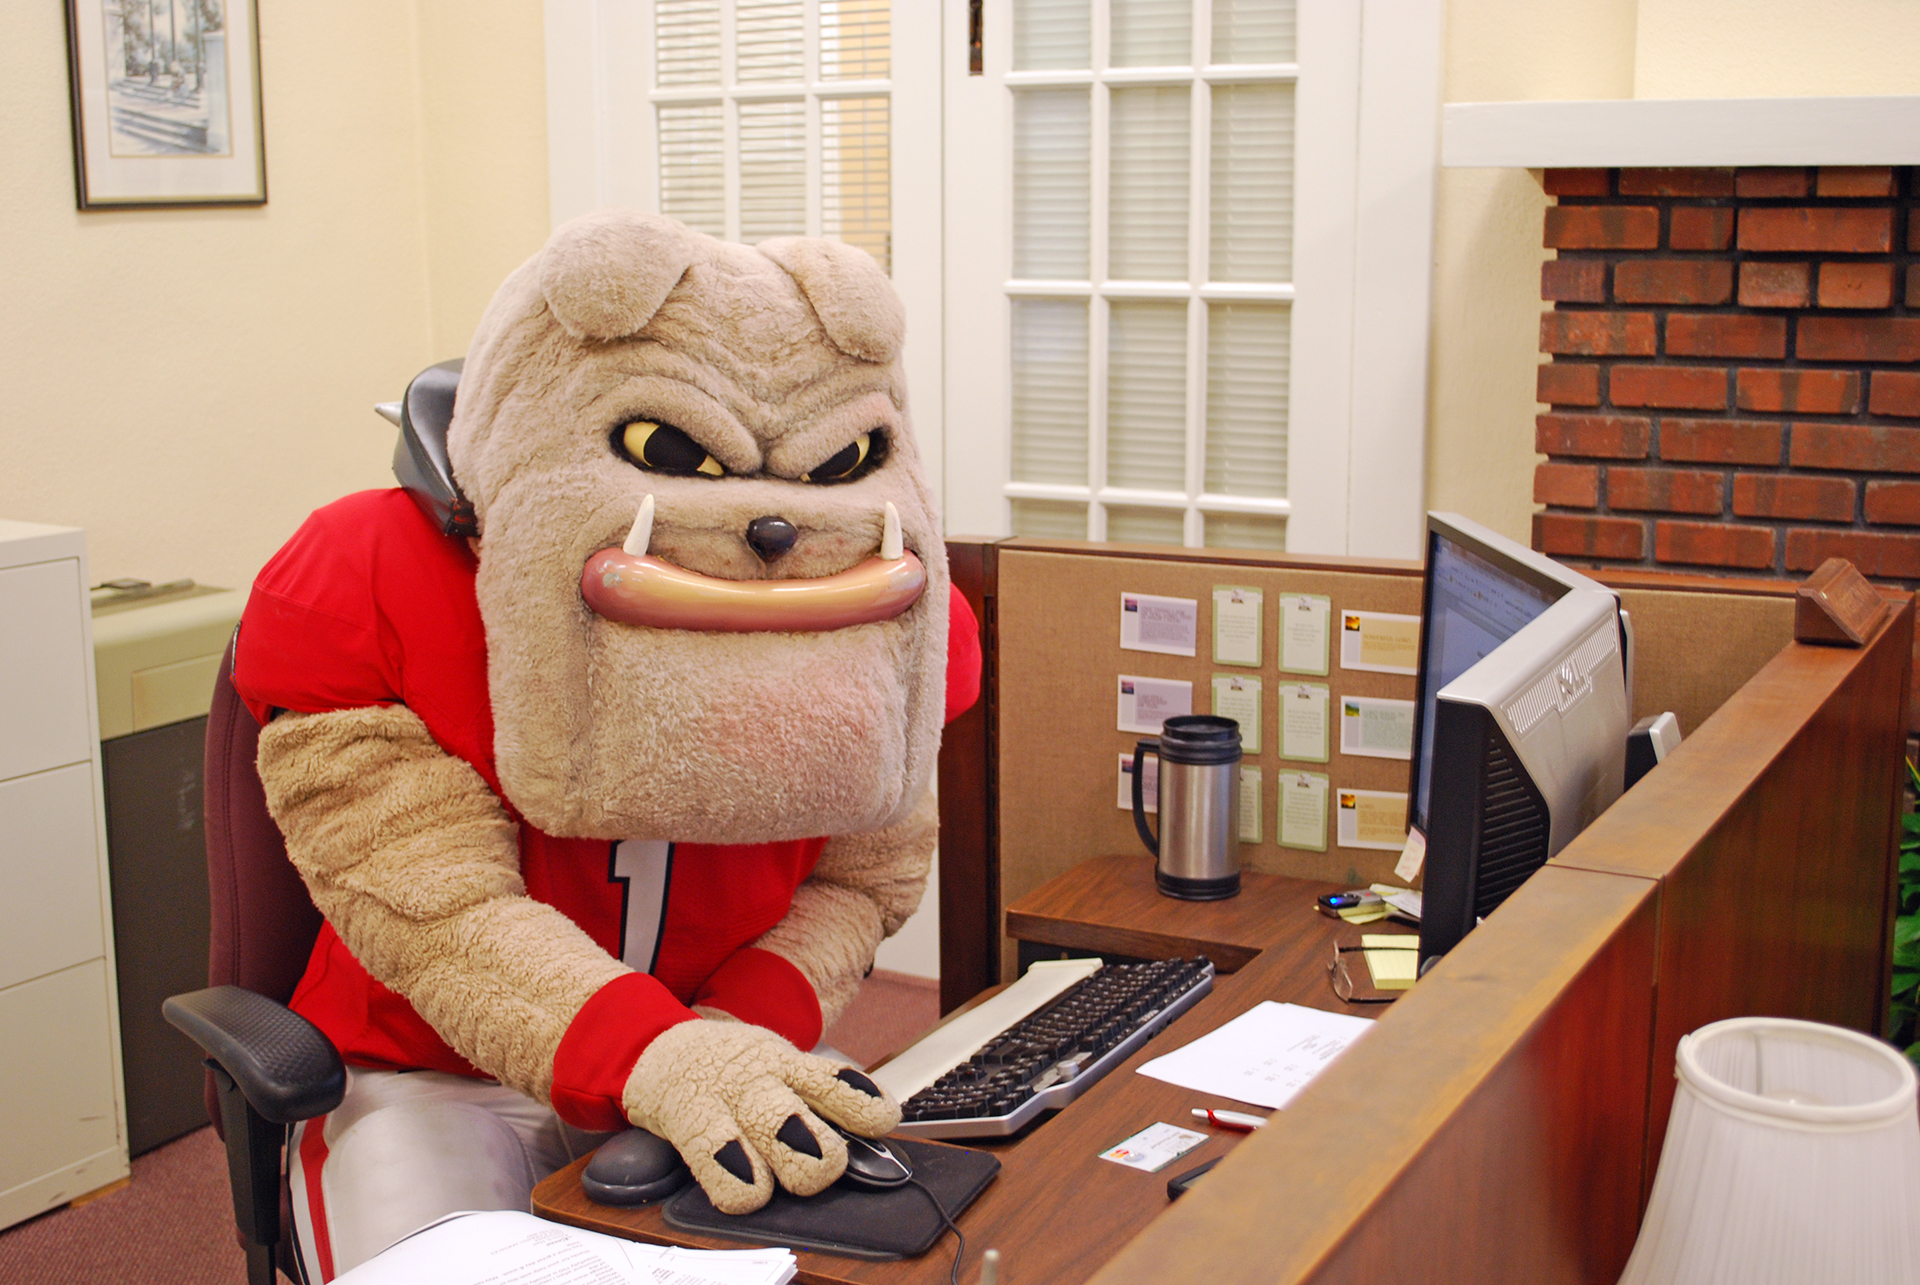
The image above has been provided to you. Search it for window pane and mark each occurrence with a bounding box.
[1013,89,1091,279]
[822,0,890,79]
[658,104,725,236]
[823,96,891,271]
[740,100,807,243]
[1011,299,1090,485]
[1111,0,1190,67]
[1011,498,1089,539]
[1205,303,1287,496]
[1109,85,1190,281]
[1107,301,1188,490]
[655,0,721,86]
[736,0,804,82]
[1203,512,1286,550]
[1212,0,1295,63]
[1106,505,1186,545]
[1210,82,1293,283]
[1014,0,1091,71]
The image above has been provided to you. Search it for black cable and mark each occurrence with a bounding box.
[905,1175,967,1285]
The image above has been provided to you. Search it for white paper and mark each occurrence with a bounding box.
[1211,674,1262,753]
[1278,594,1331,675]
[1098,1121,1210,1172]
[333,1210,798,1285]
[1278,772,1329,852]
[1339,695,1415,761]
[1212,586,1263,667]
[1338,610,1421,675]
[1121,592,1198,656]
[1135,1002,1374,1110]
[1394,828,1428,883]
[1337,788,1410,851]
[1119,751,1159,812]
[1118,674,1194,734]
[1279,683,1330,763]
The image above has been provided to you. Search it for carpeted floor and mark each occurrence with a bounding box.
[0,970,941,1285]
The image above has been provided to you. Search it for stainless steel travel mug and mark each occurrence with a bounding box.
[1132,714,1242,900]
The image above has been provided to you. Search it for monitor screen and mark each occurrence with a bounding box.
[1408,531,1563,833]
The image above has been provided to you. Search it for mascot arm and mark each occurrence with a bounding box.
[735,787,938,1030]
[256,703,690,1104]
[619,793,935,1215]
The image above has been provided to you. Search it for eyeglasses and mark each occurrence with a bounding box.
[1327,943,1420,1005]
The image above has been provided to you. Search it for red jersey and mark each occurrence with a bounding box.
[234,489,981,1129]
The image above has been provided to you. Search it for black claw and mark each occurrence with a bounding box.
[776,1114,823,1159]
[714,1139,755,1184]
[836,1068,882,1097]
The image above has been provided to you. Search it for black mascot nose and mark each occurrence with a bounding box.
[745,515,799,562]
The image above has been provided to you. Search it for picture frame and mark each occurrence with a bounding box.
[64,0,267,209]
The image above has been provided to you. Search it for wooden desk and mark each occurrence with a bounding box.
[1006,853,1349,973]
[534,889,1413,1285]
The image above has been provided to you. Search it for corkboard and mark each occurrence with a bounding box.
[989,545,1803,982]
[995,547,1426,976]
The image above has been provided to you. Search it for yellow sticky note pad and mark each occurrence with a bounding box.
[1361,934,1420,990]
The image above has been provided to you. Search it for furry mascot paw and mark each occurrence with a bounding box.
[624,1021,900,1214]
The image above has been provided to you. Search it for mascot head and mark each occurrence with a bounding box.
[446,210,947,843]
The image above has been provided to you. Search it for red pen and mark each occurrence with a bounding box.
[1192,1108,1267,1132]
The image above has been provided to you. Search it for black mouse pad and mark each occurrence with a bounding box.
[662,1137,1000,1260]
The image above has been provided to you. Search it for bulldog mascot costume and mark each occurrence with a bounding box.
[233,210,981,1279]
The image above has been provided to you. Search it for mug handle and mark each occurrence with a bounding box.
[1131,739,1160,857]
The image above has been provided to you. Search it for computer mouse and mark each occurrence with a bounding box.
[830,1124,912,1191]
[581,1128,692,1205]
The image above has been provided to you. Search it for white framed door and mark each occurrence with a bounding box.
[542,0,948,498]
[940,0,1441,558]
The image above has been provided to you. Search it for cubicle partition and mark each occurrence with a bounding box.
[936,538,1910,1284]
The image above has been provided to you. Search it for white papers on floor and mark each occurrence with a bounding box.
[1134,1001,1374,1110]
[332,1209,797,1285]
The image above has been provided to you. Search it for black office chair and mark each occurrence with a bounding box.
[163,635,345,1285]
[164,361,467,1284]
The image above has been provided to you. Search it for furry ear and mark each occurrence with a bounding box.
[539,210,700,341]
[756,238,904,364]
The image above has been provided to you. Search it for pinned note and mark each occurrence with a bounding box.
[1240,765,1263,843]
[1121,592,1198,657]
[1279,683,1331,763]
[1119,751,1159,812]
[1278,771,1329,852]
[1211,674,1262,753]
[1118,675,1193,734]
[1336,788,1409,851]
[1339,695,1415,760]
[1339,610,1420,675]
[1278,594,1331,675]
[1213,586,1263,667]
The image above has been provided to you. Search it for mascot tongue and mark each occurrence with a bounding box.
[580,497,927,632]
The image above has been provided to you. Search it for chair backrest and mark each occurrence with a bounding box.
[202,633,325,1124]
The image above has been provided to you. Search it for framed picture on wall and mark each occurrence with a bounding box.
[63,0,266,208]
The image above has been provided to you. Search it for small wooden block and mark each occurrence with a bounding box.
[1794,557,1889,646]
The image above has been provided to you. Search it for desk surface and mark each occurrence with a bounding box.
[1006,853,1351,973]
[533,872,1412,1285]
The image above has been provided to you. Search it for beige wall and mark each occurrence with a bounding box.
[1427,0,1920,548]
[0,1,550,593]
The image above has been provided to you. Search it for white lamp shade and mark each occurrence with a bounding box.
[1619,1016,1920,1285]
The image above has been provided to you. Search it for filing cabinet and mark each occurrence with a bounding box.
[0,520,128,1230]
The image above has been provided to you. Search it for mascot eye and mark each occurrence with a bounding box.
[616,421,725,477]
[802,431,885,484]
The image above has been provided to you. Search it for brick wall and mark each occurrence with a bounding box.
[1532,166,1920,588]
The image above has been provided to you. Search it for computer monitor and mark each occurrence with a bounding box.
[1409,513,1632,966]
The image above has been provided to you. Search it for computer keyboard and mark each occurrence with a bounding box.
[877,957,1215,1139]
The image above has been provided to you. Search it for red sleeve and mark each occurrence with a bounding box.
[549,974,701,1131]
[691,947,825,1051]
[944,583,982,724]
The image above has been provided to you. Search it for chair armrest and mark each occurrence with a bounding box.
[164,985,346,1124]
